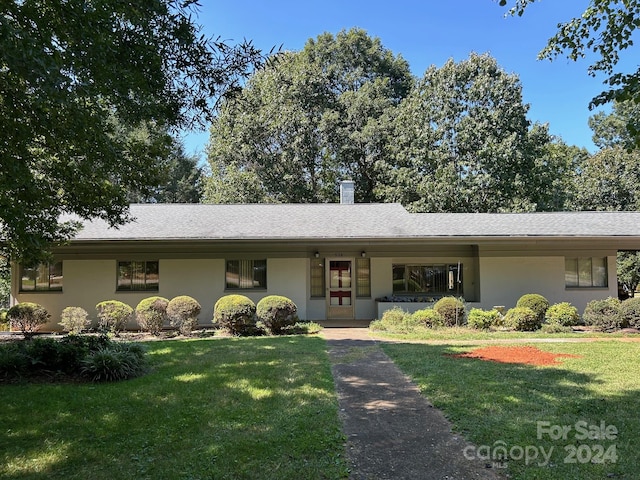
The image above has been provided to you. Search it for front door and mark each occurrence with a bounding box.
[326,259,355,320]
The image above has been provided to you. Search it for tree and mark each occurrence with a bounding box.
[127,140,204,204]
[501,0,640,146]
[1,0,262,264]
[589,100,640,150]
[379,53,552,212]
[618,251,640,298]
[205,28,412,203]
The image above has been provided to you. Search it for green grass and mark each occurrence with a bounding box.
[0,336,347,480]
[381,340,640,479]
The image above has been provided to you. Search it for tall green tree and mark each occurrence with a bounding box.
[1,0,262,263]
[589,100,640,150]
[380,53,552,212]
[205,28,412,203]
[127,139,203,204]
[501,0,640,146]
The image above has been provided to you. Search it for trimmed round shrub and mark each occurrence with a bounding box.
[7,302,50,338]
[409,308,442,328]
[467,308,501,330]
[583,297,624,330]
[214,294,257,336]
[620,297,640,328]
[96,300,133,335]
[59,306,91,334]
[545,302,580,327]
[516,294,550,324]
[135,296,169,335]
[167,295,202,335]
[256,295,298,335]
[504,307,541,331]
[433,297,466,326]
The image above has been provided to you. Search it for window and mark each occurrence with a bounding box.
[565,257,607,288]
[117,261,159,291]
[20,262,63,291]
[356,258,371,298]
[226,260,267,289]
[392,263,462,296]
[310,259,325,297]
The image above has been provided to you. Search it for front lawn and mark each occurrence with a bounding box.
[382,340,640,480]
[0,336,347,480]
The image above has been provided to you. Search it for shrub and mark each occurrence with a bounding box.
[467,308,501,330]
[504,307,541,331]
[516,294,550,324]
[433,297,466,326]
[540,323,574,334]
[96,300,133,335]
[214,294,258,336]
[583,297,624,330]
[256,295,299,334]
[545,302,580,327]
[380,307,409,325]
[409,308,442,328]
[167,295,202,335]
[620,297,640,328]
[59,306,91,334]
[135,296,169,335]
[7,302,50,339]
[81,342,147,382]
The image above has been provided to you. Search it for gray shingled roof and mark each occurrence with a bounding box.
[68,203,640,241]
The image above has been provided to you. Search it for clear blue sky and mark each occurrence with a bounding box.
[182,1,631,158]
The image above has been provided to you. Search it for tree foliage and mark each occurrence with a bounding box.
[618,251,640,297]
[380,53,552,212]
[501,0,640,145]
[205,28,412,203]
[1,0,262,263]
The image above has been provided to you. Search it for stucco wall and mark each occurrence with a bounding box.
[478,255,617,313]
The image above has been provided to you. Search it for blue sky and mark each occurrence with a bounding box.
[182,1,632,158]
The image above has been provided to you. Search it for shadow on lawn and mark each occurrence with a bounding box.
[381,342,638,480]
[0,336,347,480]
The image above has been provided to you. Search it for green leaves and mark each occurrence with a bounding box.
[1,0,262,262]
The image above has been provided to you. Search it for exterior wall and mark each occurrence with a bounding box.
[11,249,620,331]
[478,255,617,313]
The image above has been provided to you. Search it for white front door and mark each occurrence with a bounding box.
[326,258,355,320]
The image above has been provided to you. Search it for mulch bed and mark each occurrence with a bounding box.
[449,345,582,366]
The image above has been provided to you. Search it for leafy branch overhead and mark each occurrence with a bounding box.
[1,0,264,263]
[500,0,640,143]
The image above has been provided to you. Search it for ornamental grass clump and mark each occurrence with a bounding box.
[256,295,298,335]
[214,294,258,336]
[135,296,169,335]
[59,306,91,334]
[7,302,50,339]
[80,342,147,382]
[167,295,201,335]
[96,300,133,335]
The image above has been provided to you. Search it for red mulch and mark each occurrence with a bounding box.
[449,345,582,366]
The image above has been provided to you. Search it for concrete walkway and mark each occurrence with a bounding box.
[323,328,503,480]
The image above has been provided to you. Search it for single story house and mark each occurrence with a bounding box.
[10,183,640,330]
